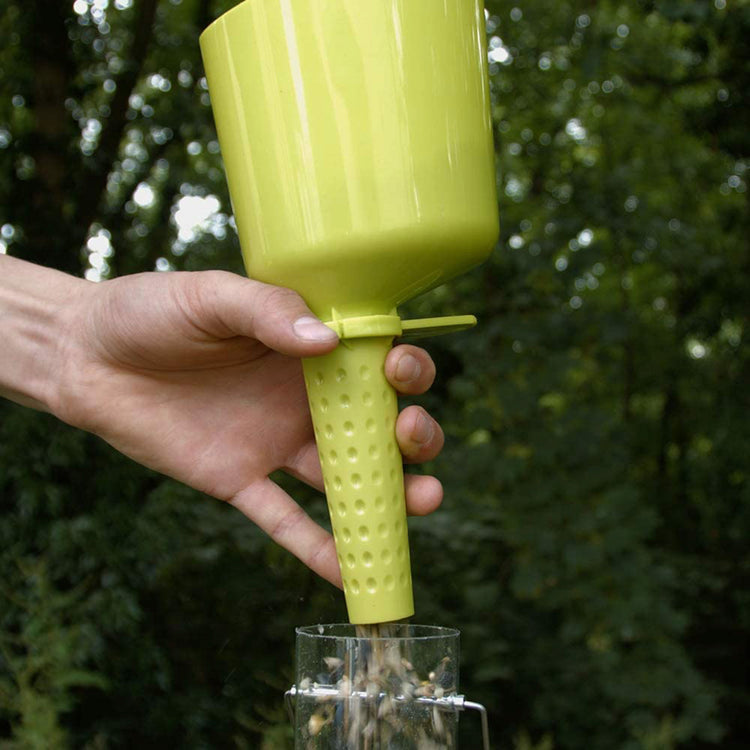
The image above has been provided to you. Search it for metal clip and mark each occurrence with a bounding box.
[285,685,490,749]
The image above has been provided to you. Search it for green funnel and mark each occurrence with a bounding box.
[200,0,498,624]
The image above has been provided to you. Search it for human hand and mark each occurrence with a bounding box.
[52,269,443,586]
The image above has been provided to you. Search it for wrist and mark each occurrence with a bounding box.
[0,254,90,415]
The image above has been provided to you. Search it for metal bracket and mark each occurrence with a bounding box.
[285,685,490,749]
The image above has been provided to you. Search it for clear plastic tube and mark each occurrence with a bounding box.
[293,624,460,749]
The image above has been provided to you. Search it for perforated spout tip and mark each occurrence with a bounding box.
[302,312,477,623]
[303,336,414,624]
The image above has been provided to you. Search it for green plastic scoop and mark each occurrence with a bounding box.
[200,0,498,623]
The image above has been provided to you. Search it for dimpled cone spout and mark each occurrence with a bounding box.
[303,338,412,623]
[200,0,499,624]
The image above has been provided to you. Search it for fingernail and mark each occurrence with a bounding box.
[413,411,435,445]
[293,316,338,342]
[395,354,421,383]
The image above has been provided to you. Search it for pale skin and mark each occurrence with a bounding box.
[0,254,444,587]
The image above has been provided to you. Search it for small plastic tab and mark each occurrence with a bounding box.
[399,315,477,339]
[324,314,402,340]
[324,314,477,341]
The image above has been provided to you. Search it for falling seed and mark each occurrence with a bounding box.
[324,656,344,672]
[299,677,311,691]
[416,682,434,697]
[362,718,377,739]
[432,704,445,737]
[378,695,394,718]
[308,712,327,736]
[338,675,351,696]
[430,656,453,688]
[385,645,402,672]
[434,686,444,699]
[347,703,361,747]
[401,680,415,699]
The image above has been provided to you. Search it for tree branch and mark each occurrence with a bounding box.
[72,0,159,253]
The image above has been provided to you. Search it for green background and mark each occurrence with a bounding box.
[0,0,747,748]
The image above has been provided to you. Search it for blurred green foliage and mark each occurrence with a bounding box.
[0,0,747,748]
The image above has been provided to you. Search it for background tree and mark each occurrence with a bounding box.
[1,0,747,747]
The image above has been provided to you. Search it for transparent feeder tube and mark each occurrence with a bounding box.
[287,624,489,750]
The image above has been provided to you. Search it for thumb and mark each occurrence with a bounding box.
[183,270,339,357]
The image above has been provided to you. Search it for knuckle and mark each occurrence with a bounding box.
[171,272,209,324]
[306,537,336,576]
[269,505,307,544]
[171,270,233,337]
[260,284,304,319]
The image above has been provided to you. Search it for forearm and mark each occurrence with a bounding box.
[0,255,88,413]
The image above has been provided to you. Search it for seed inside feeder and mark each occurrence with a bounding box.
[296,623,459,748]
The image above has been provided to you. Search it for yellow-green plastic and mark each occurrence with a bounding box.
[200,0,499,623]
[303,338,411,624]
